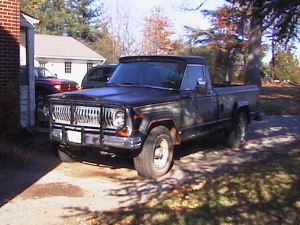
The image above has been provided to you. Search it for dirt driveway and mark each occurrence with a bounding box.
[0,115,299,225]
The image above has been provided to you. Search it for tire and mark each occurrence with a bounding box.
[56,145,87,162]
[133,126,174,179]
[225,112,248,148]
[35,93,44,104]
[51,142,59,157]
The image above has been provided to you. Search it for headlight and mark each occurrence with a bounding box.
[113,110,125,127]
[36,99,50,122]
[53,84,61,90]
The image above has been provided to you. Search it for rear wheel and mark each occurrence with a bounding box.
[134,126,173,179]
[55,145,87,162]
[225,112,248,148]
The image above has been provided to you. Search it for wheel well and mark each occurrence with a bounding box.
[147,120,179,145]
[235,106,250,123]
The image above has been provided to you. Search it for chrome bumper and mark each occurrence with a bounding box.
[103,135,142,149]
[51,128,142,150]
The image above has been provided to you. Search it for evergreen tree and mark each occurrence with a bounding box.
[65,0,103,43]
[21,0,104,44]
[225,0,300,86]
[275,51,300,82]
[189,0,299,86]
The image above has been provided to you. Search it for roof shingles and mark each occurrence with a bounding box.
[34,34,105,60]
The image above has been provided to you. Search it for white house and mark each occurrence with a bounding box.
[34,34,106,84]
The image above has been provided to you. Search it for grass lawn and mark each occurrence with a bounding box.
[83,84,300,225]
[260,83,300,115]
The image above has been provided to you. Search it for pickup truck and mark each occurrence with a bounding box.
[20,66,79,101]
[46,55,260,179]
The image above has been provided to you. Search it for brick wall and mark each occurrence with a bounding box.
[0,0,21,135]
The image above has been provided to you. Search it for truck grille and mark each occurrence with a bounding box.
[52,105,71,125]
[74,106,100,127]
[61,83,78,92]
[52,104,122,128]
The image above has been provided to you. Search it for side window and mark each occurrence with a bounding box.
[181,65,205,90]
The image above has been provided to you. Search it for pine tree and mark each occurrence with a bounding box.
[21,0,104,44]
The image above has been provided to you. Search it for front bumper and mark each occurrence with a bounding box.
[51,128,142,150]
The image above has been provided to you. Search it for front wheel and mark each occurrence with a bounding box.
[134,126,174,179]
[225,112,248,148]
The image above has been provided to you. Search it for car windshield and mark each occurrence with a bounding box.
[108,61,185,90]
[87,67,116,81]
[35,67,56,78]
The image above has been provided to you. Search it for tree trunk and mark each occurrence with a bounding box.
[245,4,263,87]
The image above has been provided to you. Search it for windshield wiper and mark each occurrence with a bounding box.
[121,82,143,86]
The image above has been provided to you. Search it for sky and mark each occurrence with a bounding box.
[104,0,227,33]
[103,0,299,61]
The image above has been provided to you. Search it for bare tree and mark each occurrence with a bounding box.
[105,1,142,60]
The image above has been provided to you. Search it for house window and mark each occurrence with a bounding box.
[87,63,93,72]
[65,62,72,73]
[40,62,46,68]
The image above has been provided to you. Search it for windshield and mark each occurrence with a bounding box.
[35,67,56,78]
[108,61,185,90]
[86,66,116,81]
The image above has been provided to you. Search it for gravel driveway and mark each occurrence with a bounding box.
[0,115,299,225]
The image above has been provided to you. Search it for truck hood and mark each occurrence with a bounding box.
[48,85,179,105]
[36,77,78,85]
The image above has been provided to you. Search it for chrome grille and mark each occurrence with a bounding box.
[103,108,116,128]
[74,106,100,127]
[52,105,71,124]
[51,104,122,128]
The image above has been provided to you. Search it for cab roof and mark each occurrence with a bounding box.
[119,55,208,65]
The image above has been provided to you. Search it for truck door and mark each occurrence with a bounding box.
[181,65,217,134]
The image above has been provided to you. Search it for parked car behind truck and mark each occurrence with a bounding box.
[20,66,79,101]
[81,64,117,89]
[45,55,260,179]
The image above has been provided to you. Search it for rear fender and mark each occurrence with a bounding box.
[231,100,250,124]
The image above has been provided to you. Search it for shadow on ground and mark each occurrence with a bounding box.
[0,131,60,207]
[0,116,299,224]
[58,116,300,222]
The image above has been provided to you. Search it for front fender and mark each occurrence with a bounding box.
[138,110,177,135]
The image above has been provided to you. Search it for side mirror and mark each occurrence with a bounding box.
[196,79,208,95]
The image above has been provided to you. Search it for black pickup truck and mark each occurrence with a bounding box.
[46,55,260,179]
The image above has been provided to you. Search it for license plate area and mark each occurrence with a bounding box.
[67,130,82,143]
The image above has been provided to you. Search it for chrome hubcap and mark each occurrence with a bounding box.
[154,138,169,169]
[237,118,246,142]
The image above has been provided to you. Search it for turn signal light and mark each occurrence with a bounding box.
[116,129,132,137]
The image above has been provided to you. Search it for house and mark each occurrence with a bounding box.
[34,34,106,84]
